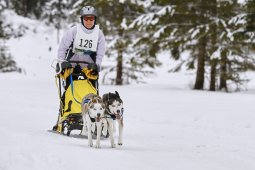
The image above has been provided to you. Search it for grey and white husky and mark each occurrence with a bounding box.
[102,91,124,146]
[81,93,107,148]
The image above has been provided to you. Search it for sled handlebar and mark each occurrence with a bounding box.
[51,59,96,75]
[67,60,90,65]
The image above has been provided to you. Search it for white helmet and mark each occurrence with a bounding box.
[80,6,97,17]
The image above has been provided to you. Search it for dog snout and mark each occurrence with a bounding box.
[117,110,120,114]
[97,113,101,117]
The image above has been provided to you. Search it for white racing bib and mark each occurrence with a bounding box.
[73,24,99,54]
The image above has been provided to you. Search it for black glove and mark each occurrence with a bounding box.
[56,61,72,74]
[87,63,98,72]
[87,63,98,75]
[90,52,97,60]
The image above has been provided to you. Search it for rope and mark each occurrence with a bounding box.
[55,76,64,108]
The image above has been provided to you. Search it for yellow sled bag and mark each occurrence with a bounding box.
[60,79,97,122]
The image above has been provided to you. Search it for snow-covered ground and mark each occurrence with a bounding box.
[0,11,255,170]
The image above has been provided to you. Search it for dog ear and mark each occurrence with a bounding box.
[92,98,97,103]
[102,103,105,109]
[90,103,94,109]
[83,104,89,113]
[98,98,103,103]
[102,94,107,104]
[115,91,120,97]
[81,104,85,114]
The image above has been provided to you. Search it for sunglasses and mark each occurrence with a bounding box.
[83,16,95,21]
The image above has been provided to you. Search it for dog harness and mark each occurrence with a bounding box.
[82,98,90,105]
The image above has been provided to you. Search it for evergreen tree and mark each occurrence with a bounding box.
[214,0,255,91]
[43,0,74,43]
[0,0,18,73]
[10,0,47,18]
[130,0,209,89]
[132,0,255,91]
[246,0,255,32]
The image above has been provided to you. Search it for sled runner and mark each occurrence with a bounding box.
[51,59,99,136]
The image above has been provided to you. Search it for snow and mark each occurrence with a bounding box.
[157,5,174,16]
[237,0,247,4]
[1,10,255,170]
[211,47,222,60]
[120,18,128,30]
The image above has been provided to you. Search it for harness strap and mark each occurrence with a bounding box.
[82,99,90,105]
[65,41,74,61]
[104,107,117,120]
[105,106,123,120]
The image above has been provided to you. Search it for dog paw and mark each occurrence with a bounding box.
[102,129,107,136]
[89,143,93,147]
[111,144,116,148]
[81,132,87,136]
[118,143,123,146]
[95,145,101,149]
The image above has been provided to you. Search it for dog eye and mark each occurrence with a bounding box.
[112,105,115,107]
[118,103,121,106]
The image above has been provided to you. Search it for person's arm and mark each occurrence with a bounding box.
[95,29,106,70]
[57,26,77,60]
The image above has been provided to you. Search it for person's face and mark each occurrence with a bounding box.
[83,15,95,29]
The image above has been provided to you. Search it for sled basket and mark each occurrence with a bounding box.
[54,60,98,135]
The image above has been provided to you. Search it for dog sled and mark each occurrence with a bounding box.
[51,59,99,136]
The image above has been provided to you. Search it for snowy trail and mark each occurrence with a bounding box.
[1,73,255,170]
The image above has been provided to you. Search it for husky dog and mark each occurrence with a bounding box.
[81,93,107,148]
[102,91,124,146]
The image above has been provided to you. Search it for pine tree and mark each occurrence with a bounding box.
[0,0,18,73]
[10,0,47,18]
[213,0,255,91]
[43,0,74,43]
[192,0,254,91]
[131,0,210,89]
[131,0,254,91]
[246,0,255,32]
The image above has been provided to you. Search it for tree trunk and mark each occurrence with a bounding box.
[5,0,9,8]
[209,59,217,91]
[116,51,123,85]
[115,4,125,85]
[23,0,28,17]
[219,50,228,92]
[209,0,217,91]
[194,36,206,90]
[115,26,124,85]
